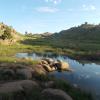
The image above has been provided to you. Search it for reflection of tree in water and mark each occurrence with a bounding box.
[63,56,68,60]
[78,60,92,66]
[77,60,100,66]
[82,63,85,66]
[27,53,33,57]
[34,52,58,58]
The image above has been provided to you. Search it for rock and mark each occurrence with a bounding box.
[39,58,71,72]
[42,88,73,100]
[17,80,39,93]
[42,58,54,65]
[52,63,61,70]
[16,68,32,79]
[51,67,56,71]
[60,61,70,71]
[44,81,55,88]
[0,63,8,67]
[0,82,23,94]
[0,80,39,94]
[2,69,15,80]
[42,64,53,72]
[34,64,47,75]
[0,68,16,80]
[40,60,49,65]
[56,60,70,71]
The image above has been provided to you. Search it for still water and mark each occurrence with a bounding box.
[16,52,100,100]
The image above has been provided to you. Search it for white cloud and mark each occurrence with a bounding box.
[45,0,62,4]
[36,6,59,13]
[82,4,96,11]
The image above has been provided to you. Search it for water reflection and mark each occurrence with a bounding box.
[16,52,100,100]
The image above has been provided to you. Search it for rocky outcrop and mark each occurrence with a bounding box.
[44,81,55,88]
[0,65,34,80]
[0,80,39,94]
[16,68,33,79]
[40,58,71,72]
[34,64,47,75]
[0,58,71,81]
[55,60,70,71]
[41,88,73,100]
[42,64,53,72]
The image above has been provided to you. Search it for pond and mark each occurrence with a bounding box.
[16,52,100,100]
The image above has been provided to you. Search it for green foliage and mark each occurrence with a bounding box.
[29,23,100,51]
[1,27,12,40]
[0,22,22,42]
[53,79,93,100]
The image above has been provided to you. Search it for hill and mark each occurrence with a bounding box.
[0,22,21,45]
[58,22,100,42]
[24,22,100,60]
[40,22,100,51]
[25,32,53,38]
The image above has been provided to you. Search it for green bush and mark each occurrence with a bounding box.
[1,27,12,40]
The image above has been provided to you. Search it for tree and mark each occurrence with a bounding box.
[25,31,28,35]
[1,27,12,40]
[85,22,88,25]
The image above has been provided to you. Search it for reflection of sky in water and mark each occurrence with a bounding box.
[16,53,100,100]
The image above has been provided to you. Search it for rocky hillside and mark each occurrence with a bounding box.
[0,22,21,44]
[37,22,100,51]
[58,22,100,42]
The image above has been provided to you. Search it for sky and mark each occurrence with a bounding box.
[0,0,100,34]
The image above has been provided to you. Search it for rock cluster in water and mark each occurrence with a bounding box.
[39,58,71,72]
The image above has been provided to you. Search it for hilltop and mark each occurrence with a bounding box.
[58,22,100,42]
[40,22,100,51]
[0,22,21,45]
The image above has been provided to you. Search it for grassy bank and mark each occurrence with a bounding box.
[0,59,93,100]
[19,36,100,61]
[1,40,100,62]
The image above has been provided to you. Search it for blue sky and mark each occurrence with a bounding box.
[0,0,100,33]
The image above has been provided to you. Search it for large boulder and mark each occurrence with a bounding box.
[40,60,49,65]
[41,88,73,100]
[34,64,47,75]
[0,80,39,95]
[44,81,55,88]
[54,60,70,71]
[0,67,16,80]
[17,80,39,93]
[60,61,70,71]
[42,58,54,65]
[16,68,32,79]
[40,58,71,71]
[42,64,53,72]
[1,68,15,80]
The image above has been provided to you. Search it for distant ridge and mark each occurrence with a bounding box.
[41,22,100,51]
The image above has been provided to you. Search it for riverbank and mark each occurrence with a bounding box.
[1,43,100,62]
[0,58,93,100]
[0,41,97,100]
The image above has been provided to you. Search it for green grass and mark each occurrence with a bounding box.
[32,74,93,100]
[0,23,96,100]
[0,56,38,65]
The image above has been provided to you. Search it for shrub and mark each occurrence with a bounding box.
[1,27,12,40]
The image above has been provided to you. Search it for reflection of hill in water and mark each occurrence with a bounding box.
[18,52,100,66]
[28,52,58,58]
[77,60,100,66]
